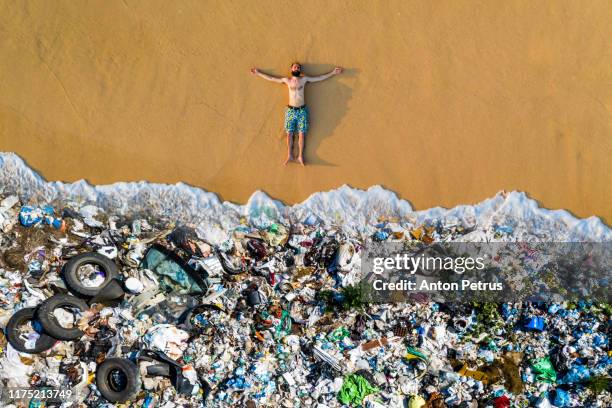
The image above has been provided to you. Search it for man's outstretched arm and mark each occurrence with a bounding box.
[306,67,343,82]
[250,68,286,83]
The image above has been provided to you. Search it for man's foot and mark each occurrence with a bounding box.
[284,156,293,166]
[298,157,305,166]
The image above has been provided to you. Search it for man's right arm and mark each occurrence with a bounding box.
[250,68,286,84]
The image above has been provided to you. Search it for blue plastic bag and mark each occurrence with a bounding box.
[553,388,570,407]
[525,316,545,331]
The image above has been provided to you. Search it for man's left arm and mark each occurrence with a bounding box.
[306,67,343,82]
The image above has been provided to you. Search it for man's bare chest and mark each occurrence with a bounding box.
[288,79,305,91]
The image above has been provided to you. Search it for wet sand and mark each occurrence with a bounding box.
[0,1,610,220]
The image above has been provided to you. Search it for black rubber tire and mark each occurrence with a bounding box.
[63,252,119,297]
[182,303,225,331]
[5,308,57,353]
[96,358,141,403]
[37,294,88,340]
[146,363,170,377]
[217,250,245,275]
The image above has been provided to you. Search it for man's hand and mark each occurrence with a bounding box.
[307,67,344,82]
[251,68,285,83]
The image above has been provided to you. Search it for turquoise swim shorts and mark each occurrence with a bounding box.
[284,106,309,134]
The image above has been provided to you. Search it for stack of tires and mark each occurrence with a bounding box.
[5,252,140,403]
[6,294,89,353]
[6,252,118,353]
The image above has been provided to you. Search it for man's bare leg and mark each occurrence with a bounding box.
[284,132,294,165]
[297,132,305,166]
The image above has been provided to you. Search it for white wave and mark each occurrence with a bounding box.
[0,152,609,242]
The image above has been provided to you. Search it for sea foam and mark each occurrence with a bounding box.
[1,152,609,243]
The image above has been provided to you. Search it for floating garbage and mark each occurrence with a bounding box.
[0,193,609,407]
[19,205,65,230]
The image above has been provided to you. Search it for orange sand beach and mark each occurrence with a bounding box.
[0,1,610,221]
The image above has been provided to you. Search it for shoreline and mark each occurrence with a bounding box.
[1,152,609,244]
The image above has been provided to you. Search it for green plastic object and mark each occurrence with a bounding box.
[338,374,379,406]
[531,356,557,383]
[406,347,429,362]
[275,310,292,339]
[329,327,350,341]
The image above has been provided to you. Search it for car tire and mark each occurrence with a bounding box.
[146,363,170,377]
[63,252,118,297]
[37,294,88,340]
[96,358,141,403]
[182,303,224,331]
[5,308,57,353]
[217,250,245,275]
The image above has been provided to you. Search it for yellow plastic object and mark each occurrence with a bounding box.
[410,227,424,240]
[408,394,426,408]
[458,364,489,384]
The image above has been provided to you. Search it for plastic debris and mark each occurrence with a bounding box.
[531,356,557,384]
[0,193,609,407]
[524,315,545,331]
[337,374,379,406]
[19,205,65,230]
[143,325,190,360]
[408,394,426,408]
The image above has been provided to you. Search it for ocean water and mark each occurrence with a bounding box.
[0,152,609,243]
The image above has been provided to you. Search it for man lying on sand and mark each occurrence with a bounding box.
[251,62,343,166]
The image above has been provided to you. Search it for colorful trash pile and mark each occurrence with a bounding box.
[0,193,609,407]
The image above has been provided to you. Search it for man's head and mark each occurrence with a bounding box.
[290,62,301,77]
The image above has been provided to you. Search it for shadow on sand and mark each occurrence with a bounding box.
[297,63,357,167]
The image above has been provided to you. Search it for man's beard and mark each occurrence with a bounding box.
[291,70,301,77]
